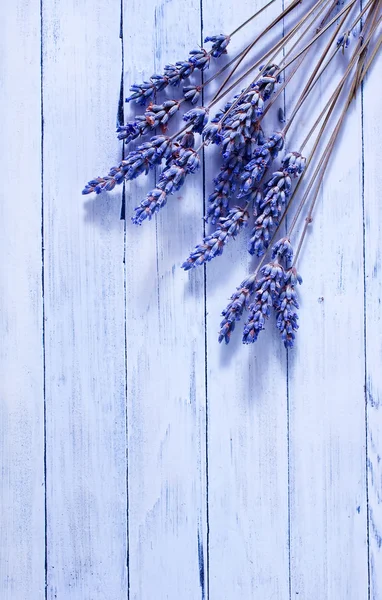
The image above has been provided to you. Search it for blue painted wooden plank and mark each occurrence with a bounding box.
[0,2,45,598]
[123,0,208,597]
[41,1,128,598]
[363,48,382,600]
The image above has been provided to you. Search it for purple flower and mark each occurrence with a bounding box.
[242,261,285,344]
[183,106,209,134]
[132,188,168,224]
[82,136,173,195]
[237,133,284,199]
[177,130,195,148]
[282,151,306,176]
[189,48,211,70]
[137,100,181,131]
[202,99,236,145]
[247,151,305,256]
[116,122,142,143]
[182,205,249,270]
[126,81,157,105]
[183,85,202,104]
[125,40,228,105]
[254,64,281,100]
[206,150,246,223]
[274,267,302,348]
[219,101,267,159]
[271,237,294,266]
[204,34,231,58]
[132,142,200,225]
[218,274,257,343]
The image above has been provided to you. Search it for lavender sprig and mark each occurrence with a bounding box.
[202,99,235,145]
[218,274,257,343]
[243,261,284,344]
[274,266,302,348]
[116,122,143,143]
[205,125,265,223]
[218,65,280,156]
[126,36,231,105]
[247,151,306,256]
[82,135,173,195]
[117,99,182,146]
[218,237,298,345]
[181,205,249,270]
[242,260,284,344]
[206,149,245,224]
[202,64,279,149]
[132,140,200,225]
[237,132,284,199]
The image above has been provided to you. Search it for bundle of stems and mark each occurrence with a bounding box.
[83,0,381,349]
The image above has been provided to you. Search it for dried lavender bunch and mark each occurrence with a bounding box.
[82,0,380,353]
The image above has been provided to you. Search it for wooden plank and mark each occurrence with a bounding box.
[201,1,290,598]
[286,22,369,600]
[42,1,127,598]
[123,1,208,598]
[363,52,382,600]
[0,2,45,599]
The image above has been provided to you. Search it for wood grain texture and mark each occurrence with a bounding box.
[363,50,382,600]
[42,1,127,598]
[123,1,208,598]
[0,2,45,599]
[1,1,381,599]
[202,2,290,598]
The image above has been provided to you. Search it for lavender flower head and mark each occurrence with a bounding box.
[182,205,249,270]
[204,34,231,58]
[206,147,250,224]
[125,36,230,105]
[242,260,284,344]
[271,237,302,348]
[132,136,200,224]
[247,150,305,256]
[183,85,202,105]
[183,106,209,133]
[218,274,257,344]
[82,135,173,195]
[237,132,284,200]
[274,266,302,348]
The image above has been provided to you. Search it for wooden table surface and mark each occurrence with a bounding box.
[1,0,381,598]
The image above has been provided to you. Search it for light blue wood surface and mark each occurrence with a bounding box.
[1,0,381,598]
